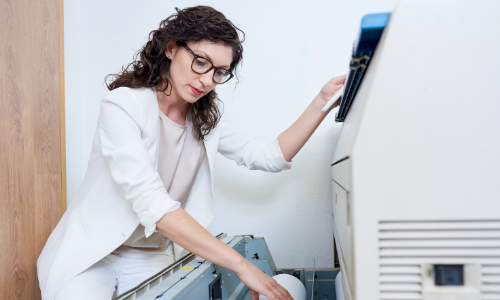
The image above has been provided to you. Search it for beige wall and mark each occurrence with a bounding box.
[0,0,65,299]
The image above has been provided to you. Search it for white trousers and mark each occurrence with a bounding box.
[54,248,175,300]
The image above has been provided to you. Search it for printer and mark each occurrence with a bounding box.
[331,0,500,299]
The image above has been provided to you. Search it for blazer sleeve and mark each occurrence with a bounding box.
[217,121,293,172]
[99,88,180,238]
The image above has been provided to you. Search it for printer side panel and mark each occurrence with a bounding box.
[333,0,500,299]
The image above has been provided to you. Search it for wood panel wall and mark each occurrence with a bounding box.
[0,0,65,299]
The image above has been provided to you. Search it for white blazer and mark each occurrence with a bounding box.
[37,87,292,300]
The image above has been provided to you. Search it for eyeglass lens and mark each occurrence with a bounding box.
[191,57,231,84]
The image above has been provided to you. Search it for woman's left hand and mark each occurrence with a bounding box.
[278,74,347,162]
[317,74,347,112]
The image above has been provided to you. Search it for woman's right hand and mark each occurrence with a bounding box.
[157,209,293,299]
[235,259,293,300]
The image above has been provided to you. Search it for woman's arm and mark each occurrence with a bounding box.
[156,208,292,300]
[278,75,346,162]
[100,88,182,237]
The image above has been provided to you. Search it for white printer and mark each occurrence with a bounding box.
[331,1,500,300]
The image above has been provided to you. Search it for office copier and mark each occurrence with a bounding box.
[331,0,500,300]
[112,0,500,299]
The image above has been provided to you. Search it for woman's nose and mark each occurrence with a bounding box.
[200,69,215,88]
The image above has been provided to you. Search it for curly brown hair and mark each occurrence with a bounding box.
[105,6,244,140]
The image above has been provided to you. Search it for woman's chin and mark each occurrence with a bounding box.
[185,96,200,104]
[183,93,203,104]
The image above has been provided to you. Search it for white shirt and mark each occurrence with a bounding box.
[114,110,205,254]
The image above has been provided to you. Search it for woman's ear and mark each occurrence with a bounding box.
[165,41,178,59]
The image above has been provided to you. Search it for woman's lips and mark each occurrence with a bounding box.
[190,86,203,96]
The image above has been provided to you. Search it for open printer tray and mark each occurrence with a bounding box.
[114,234,339,300]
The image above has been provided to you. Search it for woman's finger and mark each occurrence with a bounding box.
[236,260,293,300]
[272,283,293,300]
[320,74,347,100]
[264,279,293,300]
[327,74,347,86]
[250,288,259,300]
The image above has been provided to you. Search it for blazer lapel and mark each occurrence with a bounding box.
[202,129,219,187]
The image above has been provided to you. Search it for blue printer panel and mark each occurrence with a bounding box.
[336,13,390,122]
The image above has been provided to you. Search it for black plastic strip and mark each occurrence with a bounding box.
[331,156,349,166]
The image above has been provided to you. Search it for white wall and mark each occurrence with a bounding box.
[65,0,399,268]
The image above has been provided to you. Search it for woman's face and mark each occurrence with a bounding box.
[166,40,233,104]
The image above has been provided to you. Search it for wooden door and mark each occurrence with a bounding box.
[0,0,66,299]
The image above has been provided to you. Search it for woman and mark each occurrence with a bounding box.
[37,6,345,300]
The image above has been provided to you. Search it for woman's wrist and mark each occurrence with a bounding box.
[231,255,251,275]
[316,93,340,115]
[312,95,332,117]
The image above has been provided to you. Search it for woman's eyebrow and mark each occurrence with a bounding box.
[195,50,230,69]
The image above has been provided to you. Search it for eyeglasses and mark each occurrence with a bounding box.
[182,45,234,84]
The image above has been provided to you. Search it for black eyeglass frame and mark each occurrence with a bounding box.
[182,45,234,84]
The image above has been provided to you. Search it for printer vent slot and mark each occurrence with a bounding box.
[379,264,421,299]
[482,264,500,298]
[378,220,500,300]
